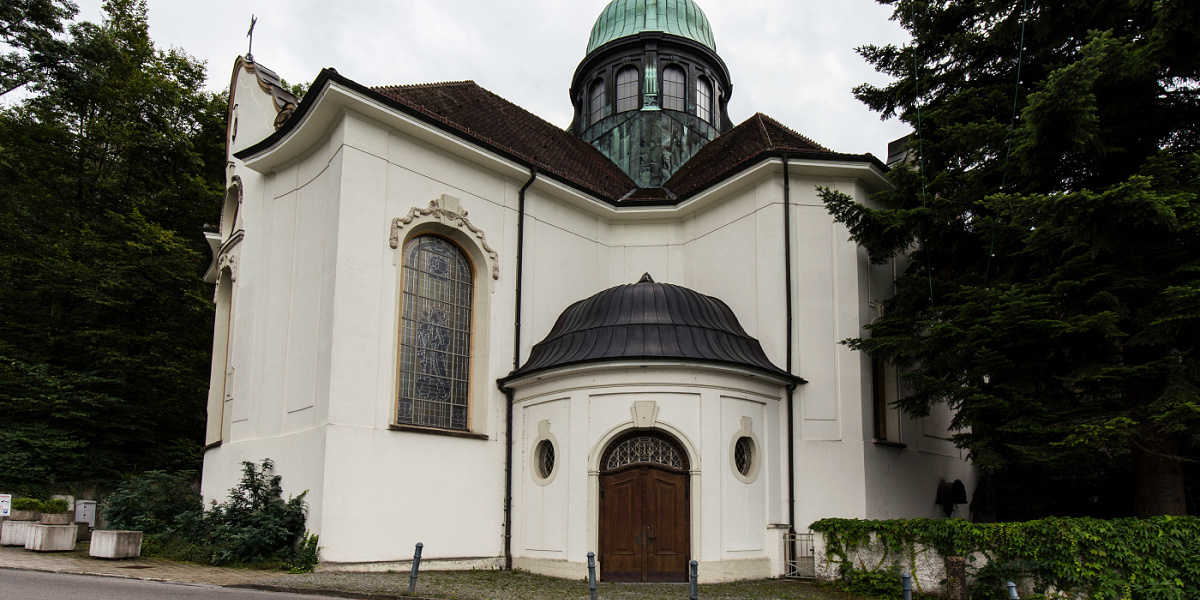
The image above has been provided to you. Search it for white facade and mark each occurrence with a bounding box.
[201,32,974,580]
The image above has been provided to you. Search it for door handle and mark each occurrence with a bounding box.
[647,534,656,543]
[635,533,642,546]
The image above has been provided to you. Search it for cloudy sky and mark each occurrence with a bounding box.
[70,0,912,157]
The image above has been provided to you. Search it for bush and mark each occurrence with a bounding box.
[811,517,1200,600]
[177,459,309,566]
[835,563,904,599]
[103,471,201,536]
[44,498,70,513]
[11,497,44,512]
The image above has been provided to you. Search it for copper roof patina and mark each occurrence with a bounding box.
[505,274,798,382]
[587,0,717,54]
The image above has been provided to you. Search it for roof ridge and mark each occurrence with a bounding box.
[757,113,831,152]
[754,113,773,147]
[373,80,477,91]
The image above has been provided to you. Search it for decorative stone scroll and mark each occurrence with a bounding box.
[390,195,500,280]
[217,253,239,281]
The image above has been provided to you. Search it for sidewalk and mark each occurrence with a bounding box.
[0,544,845,600]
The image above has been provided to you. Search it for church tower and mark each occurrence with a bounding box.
[570,0,733,188]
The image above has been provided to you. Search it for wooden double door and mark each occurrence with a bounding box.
[599,466,690,582]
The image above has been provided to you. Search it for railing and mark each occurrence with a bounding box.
[784,532,816,580]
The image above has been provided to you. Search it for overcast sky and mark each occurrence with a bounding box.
[70,0,912,157]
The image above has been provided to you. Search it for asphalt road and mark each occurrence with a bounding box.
[0,569,343,600]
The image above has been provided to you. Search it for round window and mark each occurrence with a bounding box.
[734,436,753,476]
[536,440,555,479]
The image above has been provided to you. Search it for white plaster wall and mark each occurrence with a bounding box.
[509,365,785,582]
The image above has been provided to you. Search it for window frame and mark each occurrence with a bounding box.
[662,65,686,112]
[615,66,640,113]
[695,76,713,123]
[394,233,478,435]
[588,78,607,125]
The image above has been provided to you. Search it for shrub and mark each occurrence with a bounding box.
[103,471,201,535]
[811,517,1200,600]
[178,459,309,566]
[44,498,71,513]
[11,497,44,512]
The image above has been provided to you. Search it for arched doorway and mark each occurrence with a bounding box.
[599,431,690,582]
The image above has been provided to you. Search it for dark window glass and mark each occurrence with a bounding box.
[616,67,639,112]
[696,76,712,122]
[662,66,686,112]
[398,236,473,430]
[589,79,606,125]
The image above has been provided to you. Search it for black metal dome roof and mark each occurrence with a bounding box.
[507,274,796,381]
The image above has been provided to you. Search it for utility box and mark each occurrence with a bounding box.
[75,500,96,528]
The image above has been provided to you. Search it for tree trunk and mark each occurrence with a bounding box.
[1133,443,1188,517]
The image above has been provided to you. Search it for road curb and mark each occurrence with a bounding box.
[230,582,439,600]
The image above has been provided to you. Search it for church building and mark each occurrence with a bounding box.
[201,0,975,582]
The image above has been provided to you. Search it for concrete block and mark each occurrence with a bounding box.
[40,513,73,525]
[75,522,90,542]
[25,524,77,551]
[1,520,35,546]
[89,530,143,559]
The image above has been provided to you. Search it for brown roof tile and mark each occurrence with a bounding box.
[372,81,637,200]
[663,113,838,197]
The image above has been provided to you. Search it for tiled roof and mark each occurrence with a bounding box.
[244,70,882,204]
[372,81,638,200]
[664,113,834,197]
[504,273,798,382]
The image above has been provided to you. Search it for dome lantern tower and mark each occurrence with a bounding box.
[570,0,733,188]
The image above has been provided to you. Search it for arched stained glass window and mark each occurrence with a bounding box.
[398,236,473,430]
[604,435,686,470]
[695,76,713,123]
[616,66,639,113]
[589,79,607,125]
[662,66,686,112]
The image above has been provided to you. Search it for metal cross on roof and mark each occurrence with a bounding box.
[246,15,257,62]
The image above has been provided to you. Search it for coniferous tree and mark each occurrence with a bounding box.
[821,0,1199,517]
[0,0,224,484]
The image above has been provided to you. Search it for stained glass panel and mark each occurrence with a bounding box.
[398,236,473,430]
[605,436,685,470]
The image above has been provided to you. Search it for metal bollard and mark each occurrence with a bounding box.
[587,552,598,600]
[901,572,912,600]
[1007,581,1020,600]
[689,560,699,600]
[408,542,424,595]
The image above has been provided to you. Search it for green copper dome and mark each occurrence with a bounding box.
[586,0,717,55]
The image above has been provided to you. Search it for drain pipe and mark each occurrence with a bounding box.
[503,167,537,571]
[783,154,798,553]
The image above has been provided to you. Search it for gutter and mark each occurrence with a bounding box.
[502,167,538,571]
[783,154,799,555]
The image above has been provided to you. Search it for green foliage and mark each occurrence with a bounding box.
[0,0,224,486]
[43,498,70,513]
[286,532,321,573]
[102,470,200,536]
[11,497,45,511]
[186,459,308,565]
[811,517,1200,600]
[835,563,905,599]
[0,0,77,96]
[829,0,1200,516]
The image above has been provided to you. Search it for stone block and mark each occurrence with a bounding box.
[1,520,35,546]
[9,510,41,521]
[89,530,143,559]
[25,524,77,551]
[40,513,74,525]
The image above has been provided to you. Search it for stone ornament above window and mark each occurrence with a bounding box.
[729,416,761,484]
[390,195,500,280]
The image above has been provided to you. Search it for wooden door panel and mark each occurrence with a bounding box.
[600,470,642,581]
[644,470,689,582]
